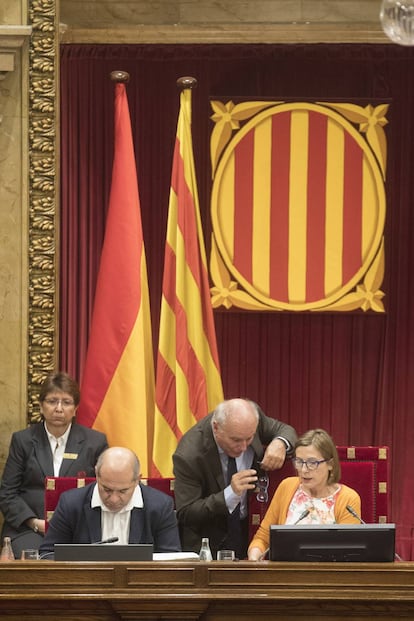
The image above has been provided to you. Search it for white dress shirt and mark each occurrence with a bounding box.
[45,422,72,476]
[91,483,144,544]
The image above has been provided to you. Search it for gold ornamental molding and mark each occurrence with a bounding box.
[27,0,59,421]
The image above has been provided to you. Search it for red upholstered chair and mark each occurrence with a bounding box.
[336,446,390,524]
[140,477,176,507]
[248,446,390,541]
[44,476,176,531]
[44,476,96,531]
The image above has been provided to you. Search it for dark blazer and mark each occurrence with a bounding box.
[0,421,108,539]
[172,408,297,556]
[39,482,182,556]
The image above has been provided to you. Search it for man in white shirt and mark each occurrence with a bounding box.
[39,447,181,557]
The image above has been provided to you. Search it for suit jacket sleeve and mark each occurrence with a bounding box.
[255,405,297,454]
[138,485,181,553]
[39,484,97,557]
[0,432,38,528]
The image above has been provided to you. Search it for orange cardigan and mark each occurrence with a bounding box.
[248,476,362,554]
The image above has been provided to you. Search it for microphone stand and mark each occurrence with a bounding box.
[258,509,311,560]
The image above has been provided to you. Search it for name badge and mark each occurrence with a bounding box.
[63,452,78,460]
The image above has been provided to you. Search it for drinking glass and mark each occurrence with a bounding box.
[21,549,40,560]
[217,549,235,561]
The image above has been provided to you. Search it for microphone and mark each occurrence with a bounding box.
[345,506,404,561]
[346,505,365,524]
[92,537,119,545]
[256,509,311,561]
[294,508,310,525]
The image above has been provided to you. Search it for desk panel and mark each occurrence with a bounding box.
[0,561,413,621]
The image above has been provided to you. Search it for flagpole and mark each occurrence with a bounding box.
[151,74,224,477]
[78,68,155,477]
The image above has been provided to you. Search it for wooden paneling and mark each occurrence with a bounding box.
[0,561,414,620]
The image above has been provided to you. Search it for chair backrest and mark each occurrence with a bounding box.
[248,445,390,541]
[141,477,176,507]
[336,446,389,523]
[44,476,96,531]
[44,476,176,531]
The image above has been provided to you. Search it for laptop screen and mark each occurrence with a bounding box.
[54,543,153,561]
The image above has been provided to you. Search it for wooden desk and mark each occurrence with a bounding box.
[1,560,414,620]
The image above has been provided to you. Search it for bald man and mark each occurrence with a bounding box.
[39,447,181,557]
[173,399,297,559]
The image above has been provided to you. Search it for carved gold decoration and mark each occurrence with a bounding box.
[210,100,278,175]
[28,0,59,422]
[318,102,388,179]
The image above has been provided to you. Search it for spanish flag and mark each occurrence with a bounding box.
[77,78,155,476]
[151,79,223,477]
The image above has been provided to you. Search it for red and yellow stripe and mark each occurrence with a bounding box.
[152,88,223,477]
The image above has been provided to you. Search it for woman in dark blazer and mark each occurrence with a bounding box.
[0,371,108,558]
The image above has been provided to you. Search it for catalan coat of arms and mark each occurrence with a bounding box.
[209,100,387,312]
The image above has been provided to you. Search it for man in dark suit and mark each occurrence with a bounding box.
[173,398,297,560]
[0,371,108,558]
[39,447,181,557]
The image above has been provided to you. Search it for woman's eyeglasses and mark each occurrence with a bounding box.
[43,398,75,408]
[291,458,328,471]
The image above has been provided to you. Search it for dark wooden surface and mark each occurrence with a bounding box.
[1,560,414,620]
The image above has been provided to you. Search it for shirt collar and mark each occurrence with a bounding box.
[91,482,143,512]
[44,421,72,444]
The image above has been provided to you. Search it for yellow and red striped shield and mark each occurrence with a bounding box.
[210,101,388,312]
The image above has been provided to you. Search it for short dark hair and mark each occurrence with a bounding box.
[39,371,81,406]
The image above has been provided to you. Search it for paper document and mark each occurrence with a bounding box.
[153,552,199,561]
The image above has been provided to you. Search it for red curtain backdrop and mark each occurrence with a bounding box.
[60,43,414,560]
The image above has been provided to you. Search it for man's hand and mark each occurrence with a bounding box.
[260,438,287,471]
[230,468,258,496]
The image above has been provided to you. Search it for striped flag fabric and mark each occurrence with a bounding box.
[77,78,155,476]
[151,80,224,477]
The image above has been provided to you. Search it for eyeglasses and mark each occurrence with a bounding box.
[43,398,75,408]
[255,470,269,503]
[292,458,328,471]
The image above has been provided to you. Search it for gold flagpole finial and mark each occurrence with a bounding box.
[176,76,197,91]
[110,71,130,83]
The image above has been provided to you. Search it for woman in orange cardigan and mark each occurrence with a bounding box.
[248,428,361,560]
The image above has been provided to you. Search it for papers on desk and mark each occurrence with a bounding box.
[153,552,200,561]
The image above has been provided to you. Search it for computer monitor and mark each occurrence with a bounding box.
[54,543,153,561]
[269,523,396,562]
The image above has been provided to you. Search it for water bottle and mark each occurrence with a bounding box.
[199,537,213,561]
[0,537,15,561]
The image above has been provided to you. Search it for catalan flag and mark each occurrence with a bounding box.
[77,78,155,476]
[151,80,223,477]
